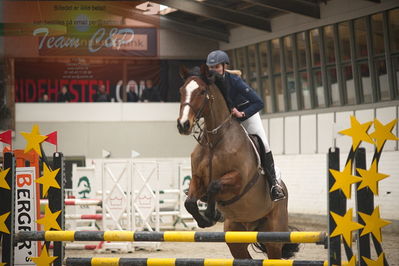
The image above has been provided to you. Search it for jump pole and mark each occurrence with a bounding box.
[65,258,331,266]
[16,231,327,244]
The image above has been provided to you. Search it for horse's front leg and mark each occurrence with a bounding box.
[184,175,216,228]
[205,170,242,221]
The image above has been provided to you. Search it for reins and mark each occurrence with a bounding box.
[206,113,232,135]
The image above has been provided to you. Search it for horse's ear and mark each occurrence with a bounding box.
[200,64,209,77]
[179,65,190,80]
[200,64,213,84]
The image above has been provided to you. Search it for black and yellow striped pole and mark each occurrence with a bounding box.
[16,230,326,244]
[65,258,330,266]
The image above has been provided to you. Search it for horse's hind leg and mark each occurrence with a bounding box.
[261,199,289,259]
[224,219,251,259]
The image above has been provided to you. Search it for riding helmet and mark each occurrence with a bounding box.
[206,50,230,66]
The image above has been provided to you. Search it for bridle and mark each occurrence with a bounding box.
[181,80,231,146]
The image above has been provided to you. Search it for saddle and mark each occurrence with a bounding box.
[248,134,265,173]
[248,134,282,181]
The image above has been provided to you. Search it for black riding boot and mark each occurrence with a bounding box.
[263,151,286,202]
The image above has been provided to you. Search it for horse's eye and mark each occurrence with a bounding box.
[200,90,206,95]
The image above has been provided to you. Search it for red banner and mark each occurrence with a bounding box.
[15,59,123,102]
[15,59,160,102]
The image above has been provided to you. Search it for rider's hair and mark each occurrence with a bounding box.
[225,69,242,76]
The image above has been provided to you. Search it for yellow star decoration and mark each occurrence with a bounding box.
[330,208,364,246]
[36,205,62,231]
[35,163,60,197]
[333,256,357,266]
[30,245,57,266]
[0,212,10,234]
[358,206,391,243]
[20,125,48,157]
[357,160,389,195]
[346,256,357,266]
[0,168,10,190]
[362,253,385,266]
[369,119,398,152]
[339,116,374,150]
[329,161,362,199]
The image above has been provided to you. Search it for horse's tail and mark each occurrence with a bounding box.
[251,242,300,259]
[282,226,300,258]
[281,242,300,259]
[251,226,300,259]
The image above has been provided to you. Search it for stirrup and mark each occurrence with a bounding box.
[271,184,286,202]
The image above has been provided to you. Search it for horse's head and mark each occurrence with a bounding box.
[177,65,210,135]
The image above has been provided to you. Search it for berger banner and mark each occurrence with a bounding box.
[14,167,39,266]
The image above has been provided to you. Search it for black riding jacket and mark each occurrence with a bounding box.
[214,71,264,122]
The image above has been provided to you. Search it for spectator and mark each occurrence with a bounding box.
[141,79,160,102]
[94,84,111,102]
[38,93,50,103]
[57,86,72,102]
[127,81,139,102]
[138,80,145,101]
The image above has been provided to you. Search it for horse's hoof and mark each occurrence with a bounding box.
[214,210,224,222]
[197,218,215,228]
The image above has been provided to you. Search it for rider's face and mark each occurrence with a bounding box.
[208,64,224,75]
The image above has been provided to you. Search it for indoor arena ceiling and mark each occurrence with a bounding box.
[130,0,381,42]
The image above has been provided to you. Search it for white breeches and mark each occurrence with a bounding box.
[241,112,271,153]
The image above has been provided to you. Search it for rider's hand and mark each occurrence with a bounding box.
[231,108,245,118]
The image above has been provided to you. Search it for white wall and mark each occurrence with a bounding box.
[262,104,399,155]
[14,102,399,157]
[275,151,399,221]
[13,103,197,158]
[16,103,180,122]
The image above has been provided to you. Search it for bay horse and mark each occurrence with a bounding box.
[176,65,299,259]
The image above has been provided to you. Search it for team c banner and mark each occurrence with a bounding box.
[3,1,159,57]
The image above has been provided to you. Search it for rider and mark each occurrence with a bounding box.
[206,50,285,202]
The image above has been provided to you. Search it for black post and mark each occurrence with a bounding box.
[370,149,389,266]
[1,152,15,265]
[355,148,371,266]
[328,148,345,266]
[48,152,65,266]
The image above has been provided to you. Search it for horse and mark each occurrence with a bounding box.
[176,65,299,259]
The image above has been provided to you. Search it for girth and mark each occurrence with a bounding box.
[217,171,261,207]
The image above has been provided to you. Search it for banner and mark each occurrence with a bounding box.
[15,59,122,102]
[3,1,159,57]
[14,167,39,266]
[14,59,160,102]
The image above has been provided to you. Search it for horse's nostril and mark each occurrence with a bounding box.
[183,120,190,130]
